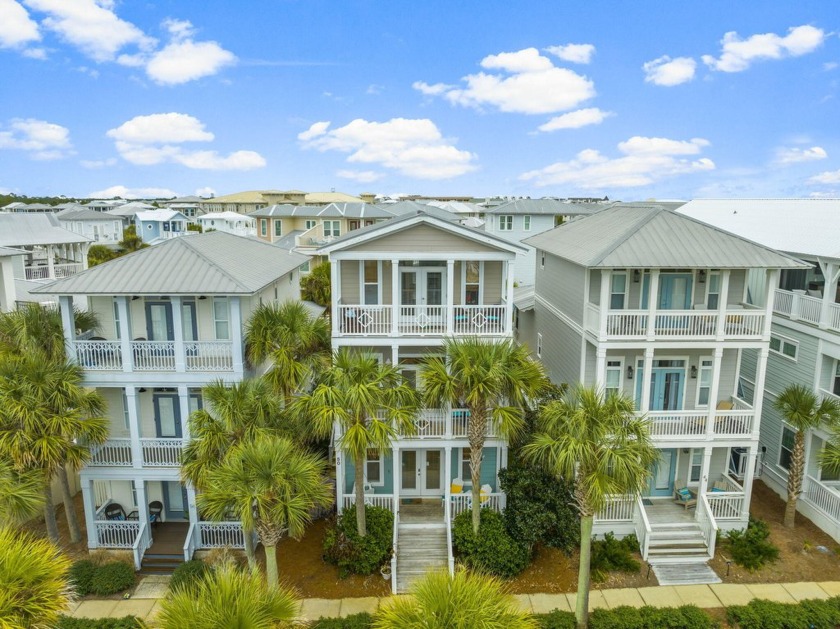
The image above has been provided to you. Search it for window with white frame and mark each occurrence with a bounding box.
[498,215,513,231]
[769,334,798,360]
[610,272,627,310]
[697,358,713,407]
[779,425,795,470]
[832,360,840,396]
[300,260,311,274]
[523,215,532,231]
[706,272,721,309]
[113,298,121,340]
[365,449,383,485]
[122,391,130,430]
[464,261,481,305]
[274,220,282,236]
[213,297,230,340]
[260,219,267,236]
[460,448,473,485]
[305,219,317,230]
[537,333,542,358]
[605,360,622,397]
[690,449,703,483]
[323,220,340,238]
[363,260,379,305]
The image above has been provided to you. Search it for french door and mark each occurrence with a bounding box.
[649,449,677,497]
[400,449,443,497]
[400,268,445,312]
[635,360,686,411]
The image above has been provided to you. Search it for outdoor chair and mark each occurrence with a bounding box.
[148,500,163,526]
[104,503,138,521]
[673,482,697,510]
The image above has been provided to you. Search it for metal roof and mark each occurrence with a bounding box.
[135,209,188,222]
[197,211,255,223]
[523,204,807,269]
[378,200,460,222]
[676,199,840,261]
[0,246,25,257]
[249,203,395,219]
[57,208,116,221]
[33,231,310,296]
[485,198,606,216]
[513,285,535,311]
[0,214,91,246]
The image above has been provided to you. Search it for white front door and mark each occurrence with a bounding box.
[400,449,443,497]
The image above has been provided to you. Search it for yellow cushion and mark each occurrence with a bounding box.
[450,482,463,494]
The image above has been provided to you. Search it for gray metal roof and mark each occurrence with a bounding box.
[249,202,395,219]
[513,285,535,311]
[33,231,310,296]
[380,200,460,222]
[0,246,25,257]
[0,214,91,246]
[57,208,115,221]
[523,204,807,269]
[486,199,606,216]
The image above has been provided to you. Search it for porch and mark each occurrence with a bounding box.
[13,242,88,282]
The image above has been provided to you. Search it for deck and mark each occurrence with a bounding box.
[146,521,189,555]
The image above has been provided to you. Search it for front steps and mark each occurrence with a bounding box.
[139,552,183,576]
[395,523,448,594]
[646,522,710,564]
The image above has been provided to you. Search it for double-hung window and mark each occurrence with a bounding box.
[464,261,481,305]
[363,260,379,305]
[610,272,627,309]
[605,360,622,397]
[834,361,840,396]
[274,220,282,237]
[323,221,340,238]
[690,449,703,483]
[113,298,122,340]
[697,358,713,407]
[260,219,267,236]
[365,449,383,486]
[498,215,513,231]
[305,219,317,230]
[779,426,795,470]
[213,297,230,340]
[769,334,798,360]
[460,448,472,484]
[523,215,532,231]
[706,271,721,309]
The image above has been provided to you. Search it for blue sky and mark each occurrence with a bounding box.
[0,0,838,200]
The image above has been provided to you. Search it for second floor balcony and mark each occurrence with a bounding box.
[73,338,234,372]
[774,288,840,333]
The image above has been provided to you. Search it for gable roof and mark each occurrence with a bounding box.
[486,198,604,216]
[315,211,526,255]
[57,208,116,221]
[523,204,806,269]
[676,198,840,261]
[196,211,255,223]
[135,209,188,222]
[33,231,310,296]
[0,246,26,257]
[0,213,90,246]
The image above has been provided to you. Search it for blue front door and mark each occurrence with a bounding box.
[635,363,686,411]
[162,481,188,520]
[145,302,174,340]
[641,273,693,310]
[649,449,677,497]
[153,393,182,438]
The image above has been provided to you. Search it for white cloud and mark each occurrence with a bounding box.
[824,61,838,71]
[299,117,476,180]
[545,43,595,64]
[775,146,827,165]
[414,47,595,115]
[107,112,265,171]
[366,84,384,95]
[702,25,825,72]
[0,0,40,49]
[195,186,216,197]
[80,157,117,168]
[145,37,236,85]
[337,169,384,183]
[520,136,714,189]
[537,107,613,132]
[88,185,180,199]
[809,169,840,184]
[643,55,697,86]
[0,117,73,159]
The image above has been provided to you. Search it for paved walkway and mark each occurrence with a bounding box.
[66,577,840,623]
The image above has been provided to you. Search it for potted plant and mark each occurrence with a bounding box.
[380,562,392,580]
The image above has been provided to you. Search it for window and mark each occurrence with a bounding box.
[122,391,130,430]
[460,448,472,484]
[610,272,627,310]
[523,215,532,231]
[363,260,379,305]
[697,358,713,407]
[540,251,545,269]
[260,219,267,236]
[300,260,311,274]
[605,359,622,397]
[498,215,513,231]
[464,261,480,305]
[274,220,282,236]
[365,449,383,486]
[113,298,121,340]
[213,297,230,340]
[537,333,542,358]
[305,220,317,230]
[690,449,703,483]
[707,272,721,309]
[323,220,340,238]
[833,361,840,396]
[769,334,798,360]
[779,426,795,470]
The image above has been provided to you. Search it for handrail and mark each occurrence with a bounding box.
[634,494,652,560]
[132,521,150,570]
[183,521,198,561]
[391,496,399,593]
[445,491,454,576]
[697,493,718,559]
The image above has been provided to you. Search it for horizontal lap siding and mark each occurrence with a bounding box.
[537,254,586,326]
[484,262,503,304]
[340,260,360,303]
[535,302,583,387]
[347,224,499,253]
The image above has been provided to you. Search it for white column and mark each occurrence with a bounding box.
[763,270,780,338]
[446,259,455,335]
[706,347,724,438]
[126,386,142,468]
[171,296,186,372]
[178,385,190,441]
[699,447,713,498]
[58,295,76,354]
[0,257,16,312]
[46,245,55,279]
[392,445,400,510]
[444,445,452,516]
[715,270,730,339]
[230,296,244,373]
[391,344,399,366]
[135,479,149,525]
[741,445,759,521]
[117,296,132,372]
[335,441,345,513]
[505,259,515,335]
[752,348,770,438]
[331,260,340,336]
[598,269,610,340]
[391,259,400,336]
[819,262,840,329]
[81,243,90,270]
[185,484,199,524]
[640,347,654,412]
[595,347,607,390]
[81,478,99,548]
[645,270,660,339]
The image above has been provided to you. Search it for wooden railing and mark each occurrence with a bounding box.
[696,494,718,559]
[706,492,744,520]
[450,492,502,518]
[94,521,139,548]
[89,439,132,466]
[185,341,233,371]
[590,305,764,339]
[140,438,183,466]
[596,495,635,522]
[633,494,652,560]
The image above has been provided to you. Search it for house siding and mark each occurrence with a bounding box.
[346,224,499,254]
[485,214,555,286]
[537,253,586,326]
[535,301,582,386]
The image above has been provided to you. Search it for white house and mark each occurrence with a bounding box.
[196,211,256,237]
[57,207,124,246]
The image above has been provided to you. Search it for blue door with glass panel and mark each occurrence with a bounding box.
[635,363,686,411]
[642,273,693,310]
[649,449,677,497]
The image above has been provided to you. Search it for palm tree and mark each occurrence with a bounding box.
[0,302,99,362]
[197,435,332,587]
[182,378,289,568]
[300,261,331,309]
[0,526,72,629]
[0,352,108,544]
[157,561,298,629]
[244,300,331,406]
[374,569,537,629]
[293,348,419,537]
[422,337,546,533]
[774,384,840,528]
[0,461,45,525]
[522,385,658,629]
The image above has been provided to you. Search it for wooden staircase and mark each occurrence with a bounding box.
[395,501,448,594]
[647,522,710,563]
[139,551,184,575]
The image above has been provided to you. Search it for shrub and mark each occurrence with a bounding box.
[323,505,393,577]
[89,561,135,596]
[301,261,331,307]
[588,605,712,628]
[310,613,374,628]
[452,508,531,577]
[590,533,640,583]
[536,609,576,628]
[727,597,840,629]
[725,517,779,571]
[169,559,212,592]
[69,560,97,597]
[499,461,579,553]
[56,616,142,628]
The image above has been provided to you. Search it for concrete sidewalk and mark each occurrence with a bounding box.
[66,579,840,623]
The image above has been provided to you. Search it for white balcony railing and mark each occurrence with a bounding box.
[336,305,391,335]
[596,494,635,522]
[643,406,754,440]
[341,494,396,512]
[590,305,764,339]
[185,341,233,371]
[706,492,744,520]
[54,262,84,278]
[132,341,176,371]
[335,304,510,337]
[393,408,497,439]
[803,475,840,523]
[73,339,234,372]
[450,492,503,518]
[696,494,718,559]
[89,439,132,466]
[774,288,840,332]
[75,340,123,370]
[453,305,507,335]
[93,520,139,548]
[140,438,183,466]
[198,522,245,548]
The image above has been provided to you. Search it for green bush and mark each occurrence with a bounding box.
[727,596,840,628]
[452,508,531,578]
[499,461,579,553]
[56,616,142,628]
[323,505,393,577]
[536,609,577,628]
[590,533,640,583]
[89,561,135,595]
[725,517,780,571]
[69,560,97,596]
[588,605,711,628]
[169,559,212,592]
[310,613,374,628]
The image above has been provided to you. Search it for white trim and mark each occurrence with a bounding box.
[605,357,623,397]
[537,332,543,358]
[769,332,799,362]
[332,251,516,262]
[365,449,384,487]
[461,260,483,304]
[359,260,382,305]
[459,447,473,487]
[695,356,714,408]
[523,215,532,232]
[609,271,628,310]
[705,270,722,309]
[498,215,513,231]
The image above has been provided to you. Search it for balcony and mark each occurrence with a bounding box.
[394,408,498,439]
[335,304,510,337]
[774,288,840,333]
[73,339,234,373]
[88,438,183,467]
[645,397,756,441]
[20,262,84,282]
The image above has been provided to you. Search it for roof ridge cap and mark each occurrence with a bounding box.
[589,206,663,266]
[179,234,251,292]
